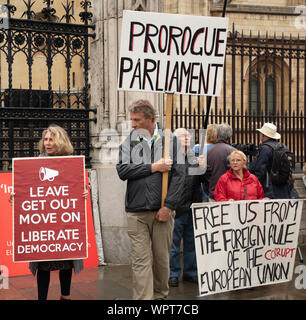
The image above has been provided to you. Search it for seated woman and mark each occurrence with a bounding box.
[214,150,264,201]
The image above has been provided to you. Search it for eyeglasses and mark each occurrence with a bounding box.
[230,158,243,163]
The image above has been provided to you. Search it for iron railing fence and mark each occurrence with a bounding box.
[172,24,306,170]
[0,0,96,171]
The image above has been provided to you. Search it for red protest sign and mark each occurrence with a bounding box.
[0,171,98,277]
[13,156,87,262]
[0,173,30,276]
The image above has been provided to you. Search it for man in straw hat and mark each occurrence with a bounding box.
[251,122,291,199]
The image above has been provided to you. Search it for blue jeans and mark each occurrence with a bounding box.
[169,212,197,278]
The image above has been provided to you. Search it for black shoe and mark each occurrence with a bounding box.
[182,276,198,284]
[168,277,179,287]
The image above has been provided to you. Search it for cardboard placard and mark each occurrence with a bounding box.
[191,199,304,296]
[13,156,87,263]
[118,10,228,96]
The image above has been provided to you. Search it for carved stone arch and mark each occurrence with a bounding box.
[131,0,147,11]
[244,56,290,114]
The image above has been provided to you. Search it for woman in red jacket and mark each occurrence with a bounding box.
[214,150,264,201]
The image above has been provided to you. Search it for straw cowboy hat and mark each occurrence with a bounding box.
[256,123,281,140]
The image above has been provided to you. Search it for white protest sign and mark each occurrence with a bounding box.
[191,199,304,296]
[118,10,228,96]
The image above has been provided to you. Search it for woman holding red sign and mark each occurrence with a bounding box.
[10,125,88,300]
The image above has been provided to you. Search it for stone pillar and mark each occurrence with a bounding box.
[90,0,162,264]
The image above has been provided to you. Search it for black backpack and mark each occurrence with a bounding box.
[264,141,295,185]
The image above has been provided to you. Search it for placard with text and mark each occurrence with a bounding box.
[118,10,228,96]
[191,199,304,296]
[13,156,87,262]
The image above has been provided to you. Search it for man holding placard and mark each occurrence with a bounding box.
[116,100,184,300]
[117,9,229,300]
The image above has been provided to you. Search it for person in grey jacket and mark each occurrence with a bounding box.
[206,123,236,200]
[116,99,184,300]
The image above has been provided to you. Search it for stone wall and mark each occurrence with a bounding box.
[211,2,304,37]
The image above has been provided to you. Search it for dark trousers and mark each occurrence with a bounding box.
[37,269,72,300]
[169,213,197,278]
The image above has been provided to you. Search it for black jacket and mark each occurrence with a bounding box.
[116,125,184,212]
[251,138,290,199]
[207,139,236,199]
[175,151,209,219]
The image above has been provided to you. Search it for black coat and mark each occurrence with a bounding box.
[251,138,290,199]
[116,125,184,212]
[174,151,208,219]
[206,139,236,199]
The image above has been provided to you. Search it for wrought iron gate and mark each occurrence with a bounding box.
[172,25,306,169]
[0,0,95,171]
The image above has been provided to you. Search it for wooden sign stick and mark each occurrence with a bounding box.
[161,93,173,207]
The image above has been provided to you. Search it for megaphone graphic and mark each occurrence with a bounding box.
[39,167,59,182]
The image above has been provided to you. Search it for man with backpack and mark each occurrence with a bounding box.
[251,123,292,199]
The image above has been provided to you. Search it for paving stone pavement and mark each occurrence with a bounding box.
[1,246,306,301]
